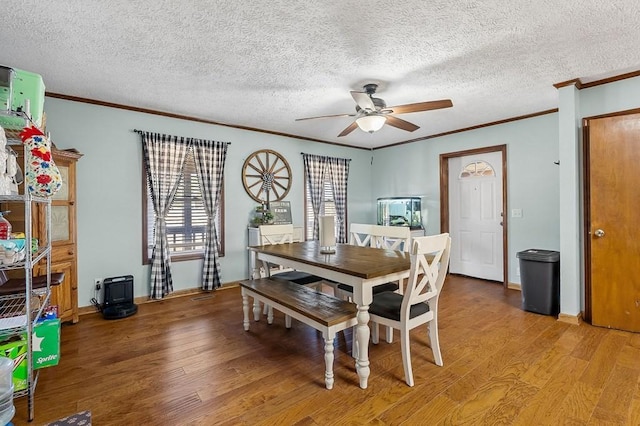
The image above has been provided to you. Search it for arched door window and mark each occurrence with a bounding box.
[459,161,495,178]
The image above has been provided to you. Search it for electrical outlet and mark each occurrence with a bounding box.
[95,278,102,291]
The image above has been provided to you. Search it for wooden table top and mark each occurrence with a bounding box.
[249,240,411,280]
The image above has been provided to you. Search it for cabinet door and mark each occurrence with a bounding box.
[38,160,76,247]
[43,260,76,323]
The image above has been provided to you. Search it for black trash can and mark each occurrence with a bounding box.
[516,249,560,316]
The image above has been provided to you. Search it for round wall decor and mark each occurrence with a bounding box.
[242,149,292,203]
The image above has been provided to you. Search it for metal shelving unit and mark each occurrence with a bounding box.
[0,108,52,422]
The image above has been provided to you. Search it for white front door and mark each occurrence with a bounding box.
[449,152,503,281]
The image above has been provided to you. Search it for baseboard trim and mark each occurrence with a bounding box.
[507,282,521,291]
[557,312,583,326]
[78,281,241,317]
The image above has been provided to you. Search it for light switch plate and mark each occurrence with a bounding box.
[511,208,523,218]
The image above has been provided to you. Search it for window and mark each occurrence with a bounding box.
[301,153,349,243]
[143,149,224,263]
[305,177,337,240]
[459,161,495,178]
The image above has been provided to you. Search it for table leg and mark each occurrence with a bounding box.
[324,335,335,390]
[250,250,262,321]
[242,291,250,331]
[253,299,261,321]
[355,304,370,389]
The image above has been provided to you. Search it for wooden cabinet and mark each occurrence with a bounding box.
[37,251,76,322]
[41,149,82,323]
[7,147,82,323]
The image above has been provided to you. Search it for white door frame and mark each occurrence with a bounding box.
[440,145,508,289]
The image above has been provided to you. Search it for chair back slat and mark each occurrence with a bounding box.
[257,224,296,275]
[371,225,412,251]
[258,224,295,245]
[402,233,451,312]
[349,223,375,247]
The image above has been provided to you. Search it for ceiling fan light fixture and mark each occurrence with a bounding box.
[356,114,387,133]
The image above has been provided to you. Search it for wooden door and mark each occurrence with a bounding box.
[586,112,640,332]
[449,151,504,281]
[37,258,76,323]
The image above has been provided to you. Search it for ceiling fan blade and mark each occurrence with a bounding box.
[295,113,355,121]
[385,99,453,114]
[337,121,359,137]
[385,116,420,132]
[350,91,376,111]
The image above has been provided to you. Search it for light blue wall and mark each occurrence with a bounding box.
[42,74,640,313]
[556,74,640,314]
[43,97,373,308]
[558,85,581,316]
[372,114,560,285]
[580,75,640,116]
[372,75,640,315]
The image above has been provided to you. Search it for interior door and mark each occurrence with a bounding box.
[587,112,640,332]
[449,152,504,281]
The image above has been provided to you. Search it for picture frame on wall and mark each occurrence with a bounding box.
[269,201,292,225]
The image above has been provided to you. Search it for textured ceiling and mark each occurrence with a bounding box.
[2,1,640,149]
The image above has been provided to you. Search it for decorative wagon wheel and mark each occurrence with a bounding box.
[242,149,292,204]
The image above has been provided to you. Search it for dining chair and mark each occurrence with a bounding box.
[336,224,411,302]
[369,233,451,387]
[257,224,324,286]
[348,223,375,247]
[256,224,326,320]
[371,225,412,252]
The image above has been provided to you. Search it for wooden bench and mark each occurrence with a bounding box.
[239,278,358,389]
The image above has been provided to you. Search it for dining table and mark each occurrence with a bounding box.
[248,240,411,389]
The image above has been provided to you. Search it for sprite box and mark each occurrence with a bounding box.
[0,318,60,391]
[33,319,60,369]
[0,335,27,391]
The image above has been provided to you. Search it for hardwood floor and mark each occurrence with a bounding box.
[12,275,640,425]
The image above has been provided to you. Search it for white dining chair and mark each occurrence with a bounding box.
[337,224,411,303]
[369,233,451,386]
[348,223,375,247]
[336,223,389,300]
[257,224,325,286]
[256,224,326,320]
[371,224,412,252]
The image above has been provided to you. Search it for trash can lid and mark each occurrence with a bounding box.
[516,249,560,262]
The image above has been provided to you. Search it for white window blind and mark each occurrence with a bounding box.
[305,179,337,239]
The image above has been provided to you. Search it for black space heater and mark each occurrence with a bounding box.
[102,275,138,320]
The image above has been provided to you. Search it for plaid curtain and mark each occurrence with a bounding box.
[192,138,229,290]
[327,157,350,243]
[142,132,190,299]
[302,154,329,239]
[303,153,350,241]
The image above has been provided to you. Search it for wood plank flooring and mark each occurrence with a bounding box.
[12,275,640,425]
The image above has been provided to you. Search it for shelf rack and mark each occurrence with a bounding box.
[0,107,53,422]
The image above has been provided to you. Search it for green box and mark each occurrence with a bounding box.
[0,335,27,392]
[0,65,14,111]
[0,67,45,129]
[32,319,60,369]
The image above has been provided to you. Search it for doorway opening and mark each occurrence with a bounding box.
[440,145,508,289]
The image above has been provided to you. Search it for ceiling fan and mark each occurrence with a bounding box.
[295,83,453,137]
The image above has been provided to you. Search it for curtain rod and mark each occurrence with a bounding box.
[132,129,231,144]
[301,152,351,161]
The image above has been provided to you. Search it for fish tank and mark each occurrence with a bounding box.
[377,197,423,229]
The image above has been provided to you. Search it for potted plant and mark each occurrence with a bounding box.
[251,205,275,226]
[263,210,274,224]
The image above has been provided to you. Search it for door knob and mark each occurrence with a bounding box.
[594,229,605,238]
